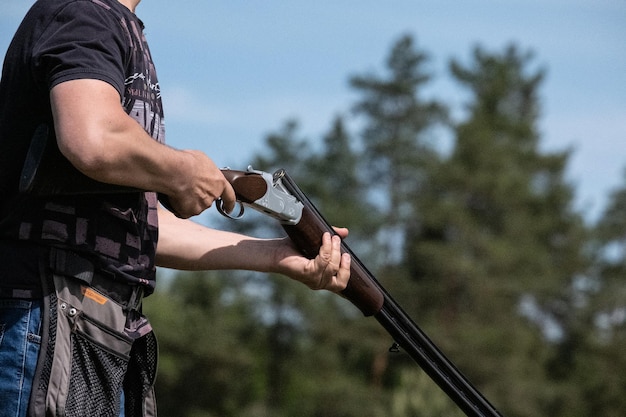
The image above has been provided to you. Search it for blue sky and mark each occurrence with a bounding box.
[2,0,625,222]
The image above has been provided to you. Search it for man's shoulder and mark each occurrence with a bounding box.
[27,0,136,25]
[27,0,129,15]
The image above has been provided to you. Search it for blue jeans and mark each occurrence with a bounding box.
[0,299,42,417]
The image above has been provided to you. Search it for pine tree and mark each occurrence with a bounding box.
[578,169,626,416]
[403,44,588,416]
[350,34,446,263]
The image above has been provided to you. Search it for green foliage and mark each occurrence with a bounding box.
[402,44,594,417]
[145,271,266,417]
[147,35,626,416]
[391,369,465,417]
[350,34,446,226]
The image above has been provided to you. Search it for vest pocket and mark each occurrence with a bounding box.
[64,315,132,417]
[46,273,133,417]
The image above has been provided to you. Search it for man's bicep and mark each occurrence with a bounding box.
[50,79,125,163]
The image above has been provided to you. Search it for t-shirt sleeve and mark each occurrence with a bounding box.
[32,1,129,97]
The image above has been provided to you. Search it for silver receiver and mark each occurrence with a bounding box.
[218,166,304,225]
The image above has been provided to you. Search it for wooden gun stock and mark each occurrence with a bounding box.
[221,167,503,417]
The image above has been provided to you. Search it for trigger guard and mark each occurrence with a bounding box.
[217,199,245,220]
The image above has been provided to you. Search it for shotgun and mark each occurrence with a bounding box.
[219,166,503,417]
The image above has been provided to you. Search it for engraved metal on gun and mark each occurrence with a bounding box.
[218,166,304,225]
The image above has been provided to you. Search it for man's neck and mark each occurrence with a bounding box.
[117,0,140,12]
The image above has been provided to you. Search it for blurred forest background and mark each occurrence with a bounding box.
[143,35,625,417]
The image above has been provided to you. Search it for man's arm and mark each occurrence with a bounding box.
[50,78,349,290]
[50,78,235,218]
[155,207,351,293]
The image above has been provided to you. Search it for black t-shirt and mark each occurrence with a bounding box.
[0,0,165,293]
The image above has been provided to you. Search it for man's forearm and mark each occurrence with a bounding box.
[155,206,281,272]
[155,207,349,293]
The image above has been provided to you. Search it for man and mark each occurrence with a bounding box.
[0,0,351,416]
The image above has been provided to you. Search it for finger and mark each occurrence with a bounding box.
[318,234,343,287]
[336,252,351,287]
[220,181,237,213]
[324,251,351,293]
[311,233,333,287]
[332,226,349,239]
[318,232,333,264]
[329,234,343,271]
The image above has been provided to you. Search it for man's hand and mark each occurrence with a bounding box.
[274,229,351,293]
[166,150,236,218]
